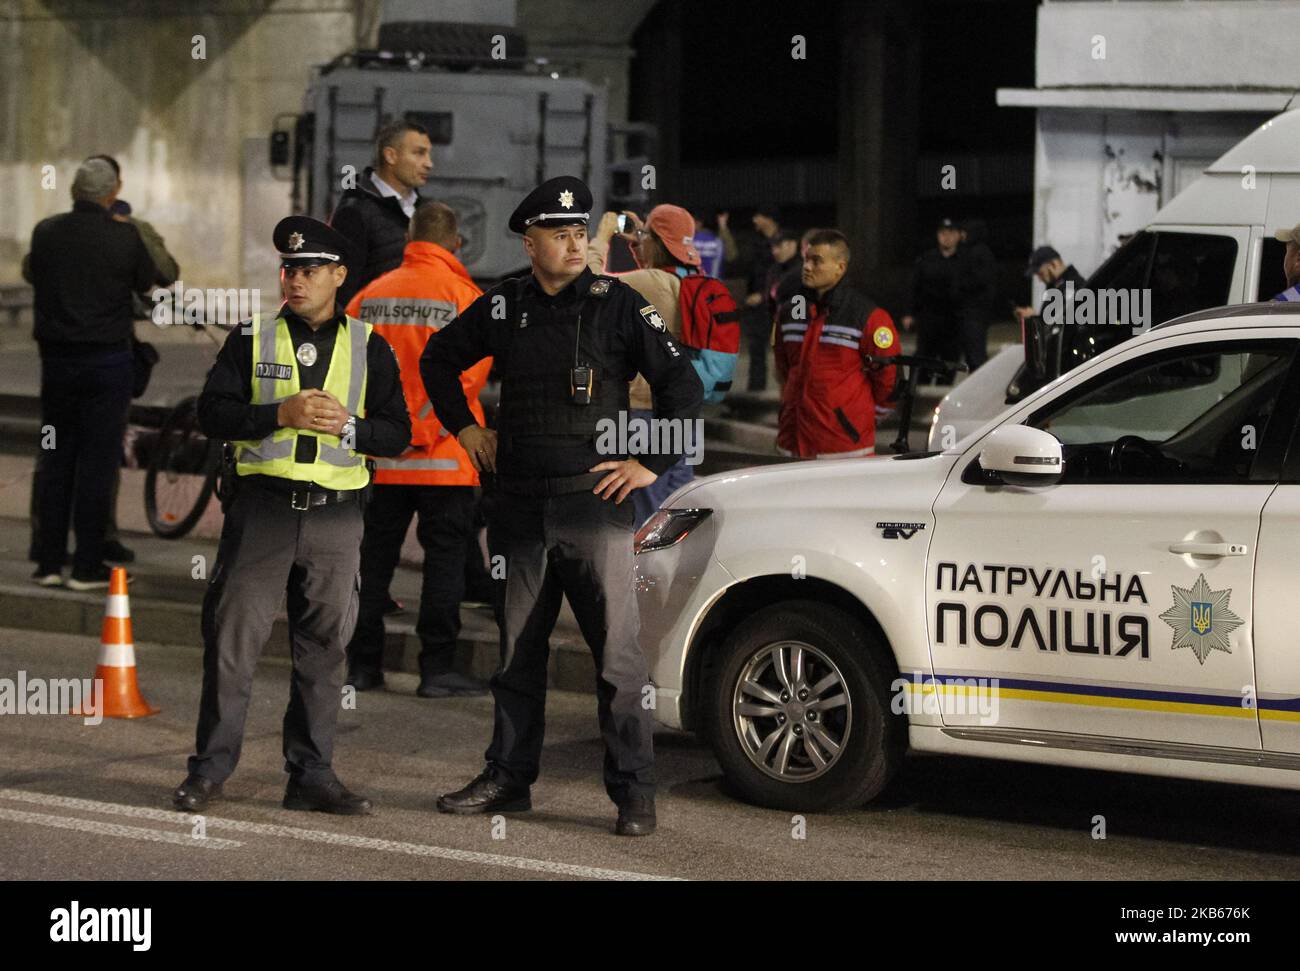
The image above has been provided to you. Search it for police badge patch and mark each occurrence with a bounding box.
[296,342,318,366]
[639,305,666,331]
[589,278,611,296]
[1159,574,1244,665]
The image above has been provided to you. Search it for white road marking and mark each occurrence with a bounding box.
[0,789,679,881]
[0,806,241,850]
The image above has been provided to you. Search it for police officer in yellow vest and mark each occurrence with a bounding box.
[173,216,410,816]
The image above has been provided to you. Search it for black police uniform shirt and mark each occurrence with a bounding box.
[197,303,412,487]
[420,267,704,479]
[908,248,962,321]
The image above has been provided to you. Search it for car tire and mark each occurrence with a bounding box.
[708,600,904,812]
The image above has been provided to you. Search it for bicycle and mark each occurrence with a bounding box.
[143,318,234,539]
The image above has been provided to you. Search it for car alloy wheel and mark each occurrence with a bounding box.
[732,640,852,782]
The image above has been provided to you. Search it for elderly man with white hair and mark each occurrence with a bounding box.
[27,157,160,591]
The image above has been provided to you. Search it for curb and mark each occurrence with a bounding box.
[0,582,600,694]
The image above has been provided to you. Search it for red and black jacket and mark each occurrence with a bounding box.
[773,282,899,457]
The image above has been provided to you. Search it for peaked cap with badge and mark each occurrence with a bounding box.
[274,215,353,269]
[508,176,593,235]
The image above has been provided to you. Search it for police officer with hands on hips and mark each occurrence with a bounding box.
[420,176,703,836]
[173,216,410,816]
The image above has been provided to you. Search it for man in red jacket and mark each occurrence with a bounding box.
[773,229,898,458]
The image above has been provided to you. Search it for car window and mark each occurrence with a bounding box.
[1148,232,1237,325]
[1055,232,1238,376]
[1088,231,1155,292]
[1049,233,1153,376]
[1030,340,1295,484]
[1258,238,1289,301]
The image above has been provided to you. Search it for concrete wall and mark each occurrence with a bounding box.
[0,0,359,290]
[1033,109,1268,285]
[1023,1,1294,290]
[1037,0,1300,89]
[517,0,655,126]
[0,0,652,292]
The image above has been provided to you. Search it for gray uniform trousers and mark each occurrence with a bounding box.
[485,487,656,805]
[188,480,364,785]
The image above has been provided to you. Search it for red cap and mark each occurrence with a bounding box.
[645,204,700,267]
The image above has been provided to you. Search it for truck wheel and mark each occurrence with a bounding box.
[709,601,904,812]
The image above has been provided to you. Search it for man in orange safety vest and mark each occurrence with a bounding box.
[345,201,492,697]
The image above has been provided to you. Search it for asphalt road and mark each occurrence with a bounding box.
[3,626,1300,881]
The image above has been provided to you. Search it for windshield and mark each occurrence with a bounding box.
[1038,231,1239,380]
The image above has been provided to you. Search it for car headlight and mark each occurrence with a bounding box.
[634,507,712,554]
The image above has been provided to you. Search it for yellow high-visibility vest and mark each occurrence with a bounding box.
[234,313,371,490]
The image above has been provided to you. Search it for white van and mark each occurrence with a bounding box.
[928,108,1300,450]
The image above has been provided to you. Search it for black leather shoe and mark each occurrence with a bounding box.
[346,666,386,691]
[437,770,530,815]
[283,777,373,815]
[417,671,488,698]
[173,774,222,812]
[615,794,656,836]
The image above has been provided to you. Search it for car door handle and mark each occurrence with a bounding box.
[1167,542,1249,557]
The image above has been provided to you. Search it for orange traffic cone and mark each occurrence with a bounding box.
[80,567,159,719]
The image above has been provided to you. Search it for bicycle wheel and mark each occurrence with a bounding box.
[145,396,219,539]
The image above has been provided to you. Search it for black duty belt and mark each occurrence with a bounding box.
[244,477,361,510]
[494,471,604,497]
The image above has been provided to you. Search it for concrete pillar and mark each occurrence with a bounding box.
[836,0,919,301]
[623,0,682,196]
[518,0,658,125]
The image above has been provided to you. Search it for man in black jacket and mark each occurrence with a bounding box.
[330,119,433,306]
[901,217,963,384]
[172,216,410,817]
[1015,245,1087,320]
[25,155,179,569]
[740,204,782,391]
[954,218,998,372]
[28,158,160,591]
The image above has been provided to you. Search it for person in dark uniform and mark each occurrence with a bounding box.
[901,217,963,384]
[420,176,703,836]
[954,218,997,372]
[172,216,411,816]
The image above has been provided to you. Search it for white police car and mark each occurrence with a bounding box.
[635,302,1300,811]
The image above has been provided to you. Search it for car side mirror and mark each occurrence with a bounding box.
[978,425,1063,485]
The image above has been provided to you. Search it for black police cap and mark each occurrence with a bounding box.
[274,215,351,268]
[508,176,592,235]
[1025,245,1062,277]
